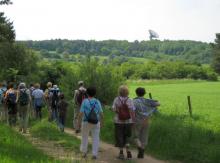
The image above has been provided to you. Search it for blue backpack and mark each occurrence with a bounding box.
[7,92,16,105]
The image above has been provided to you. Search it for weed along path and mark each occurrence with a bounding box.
[21,130,80,162]
[65,128,167,163]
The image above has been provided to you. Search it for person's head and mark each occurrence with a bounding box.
[86,86,96,97]
[53,85,58,89]
[135,87,146,97]
[19,82,26,89]
[78,81,84,87]
[35,83,40,89]
[47,82,52,88]
[8,83,14,89]
[60,93,65,99]
[118,85,129,97]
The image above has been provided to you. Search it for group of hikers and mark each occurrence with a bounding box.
[0,80,160,160]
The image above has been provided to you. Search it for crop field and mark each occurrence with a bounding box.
[101,80,220,163]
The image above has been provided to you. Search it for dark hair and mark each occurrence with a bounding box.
[135,87,146,97]
[86,86,96,97]
[60,93,65,99]
[8,83,14,89]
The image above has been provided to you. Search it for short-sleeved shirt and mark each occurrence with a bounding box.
[32,89,44,99]
[112,96,135,124]
[80,98,103,122]
[133,97,158,123]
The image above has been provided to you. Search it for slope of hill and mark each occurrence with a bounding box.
[19,39,212,64]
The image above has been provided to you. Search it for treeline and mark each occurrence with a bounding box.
[19,39,212,64]
[120,61,218,81]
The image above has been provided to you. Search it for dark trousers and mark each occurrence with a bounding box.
[115,123,132,148]
[35,106,42,120]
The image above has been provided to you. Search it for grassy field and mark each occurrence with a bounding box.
[0,123,57,163]
[101,80,220,163]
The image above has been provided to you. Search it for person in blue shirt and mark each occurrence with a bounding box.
[77,86,104,160]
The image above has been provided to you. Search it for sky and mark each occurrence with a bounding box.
[0,0,220,42]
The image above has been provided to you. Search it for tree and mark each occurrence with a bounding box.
[0,0,12,5]
[0,12,15,42]
[212,33,220,74]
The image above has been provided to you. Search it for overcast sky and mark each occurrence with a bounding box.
[0,0,220,42]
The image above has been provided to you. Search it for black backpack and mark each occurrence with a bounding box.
[19,89,29,106]
[85,100,98,124]
[51,89,59,108]
[7,91,16,105]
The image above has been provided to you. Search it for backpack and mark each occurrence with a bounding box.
[7,91,16,105]
[85,100,98,124]
[76,89,87,106]
[19,89,29,106]
[0,88,6,104]
[117,97,131,121]
[51,89,59,108]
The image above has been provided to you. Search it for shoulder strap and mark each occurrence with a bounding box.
[118,96,128,105]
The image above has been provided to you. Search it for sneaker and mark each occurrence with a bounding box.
[117,151,125,160]
[127,151,132,159]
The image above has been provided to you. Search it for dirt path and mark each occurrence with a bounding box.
[20,130,81,162]
[65,127,168,163]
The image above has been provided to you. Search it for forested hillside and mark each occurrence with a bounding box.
[20,39,212,64]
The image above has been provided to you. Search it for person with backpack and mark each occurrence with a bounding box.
[57,93,68,132]
[17,83,31,133]
[32,83,44,120]
[29,83,35,118]
[49,84,60,121]
[73,81,87,133]
[133,87,160,158]
[44,82,53,121]
[5,83,18,126]
[77,86,103,160]
[112,85,135,160]
[0,82,7,122]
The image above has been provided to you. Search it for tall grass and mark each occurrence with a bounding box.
[0,123,57,163]
[100,81,220,163]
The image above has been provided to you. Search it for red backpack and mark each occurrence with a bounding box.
[117,97,131,121]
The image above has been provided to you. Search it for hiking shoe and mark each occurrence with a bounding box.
[75,129,80,134]
[127,151,132,159]
[117,152,125,160]
[82,153,87,158]
[137,148,144,159]
[92,155,97,160]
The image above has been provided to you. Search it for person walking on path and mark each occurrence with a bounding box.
[57,93,68,132]
[133,87,160,158]
[0,82,7,122]
[73,81,87,133]
[5,83,17,126]
[49,84,60,121]
[32,83,44,120]
[44,82,53,121]
[77,86,103,160]
[112,85,135,160]
[29,83,35,118]
[17,83,31,133]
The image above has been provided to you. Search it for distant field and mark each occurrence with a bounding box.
[101,80,220,163]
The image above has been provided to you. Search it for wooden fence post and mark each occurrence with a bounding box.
[187,96,192,117]
[149,93,152,99]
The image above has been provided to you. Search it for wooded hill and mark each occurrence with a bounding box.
[19,39,212,64]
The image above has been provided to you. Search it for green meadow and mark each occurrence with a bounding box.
[101,80,220,163]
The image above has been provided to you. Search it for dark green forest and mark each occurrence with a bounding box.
[20,39,212,64]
